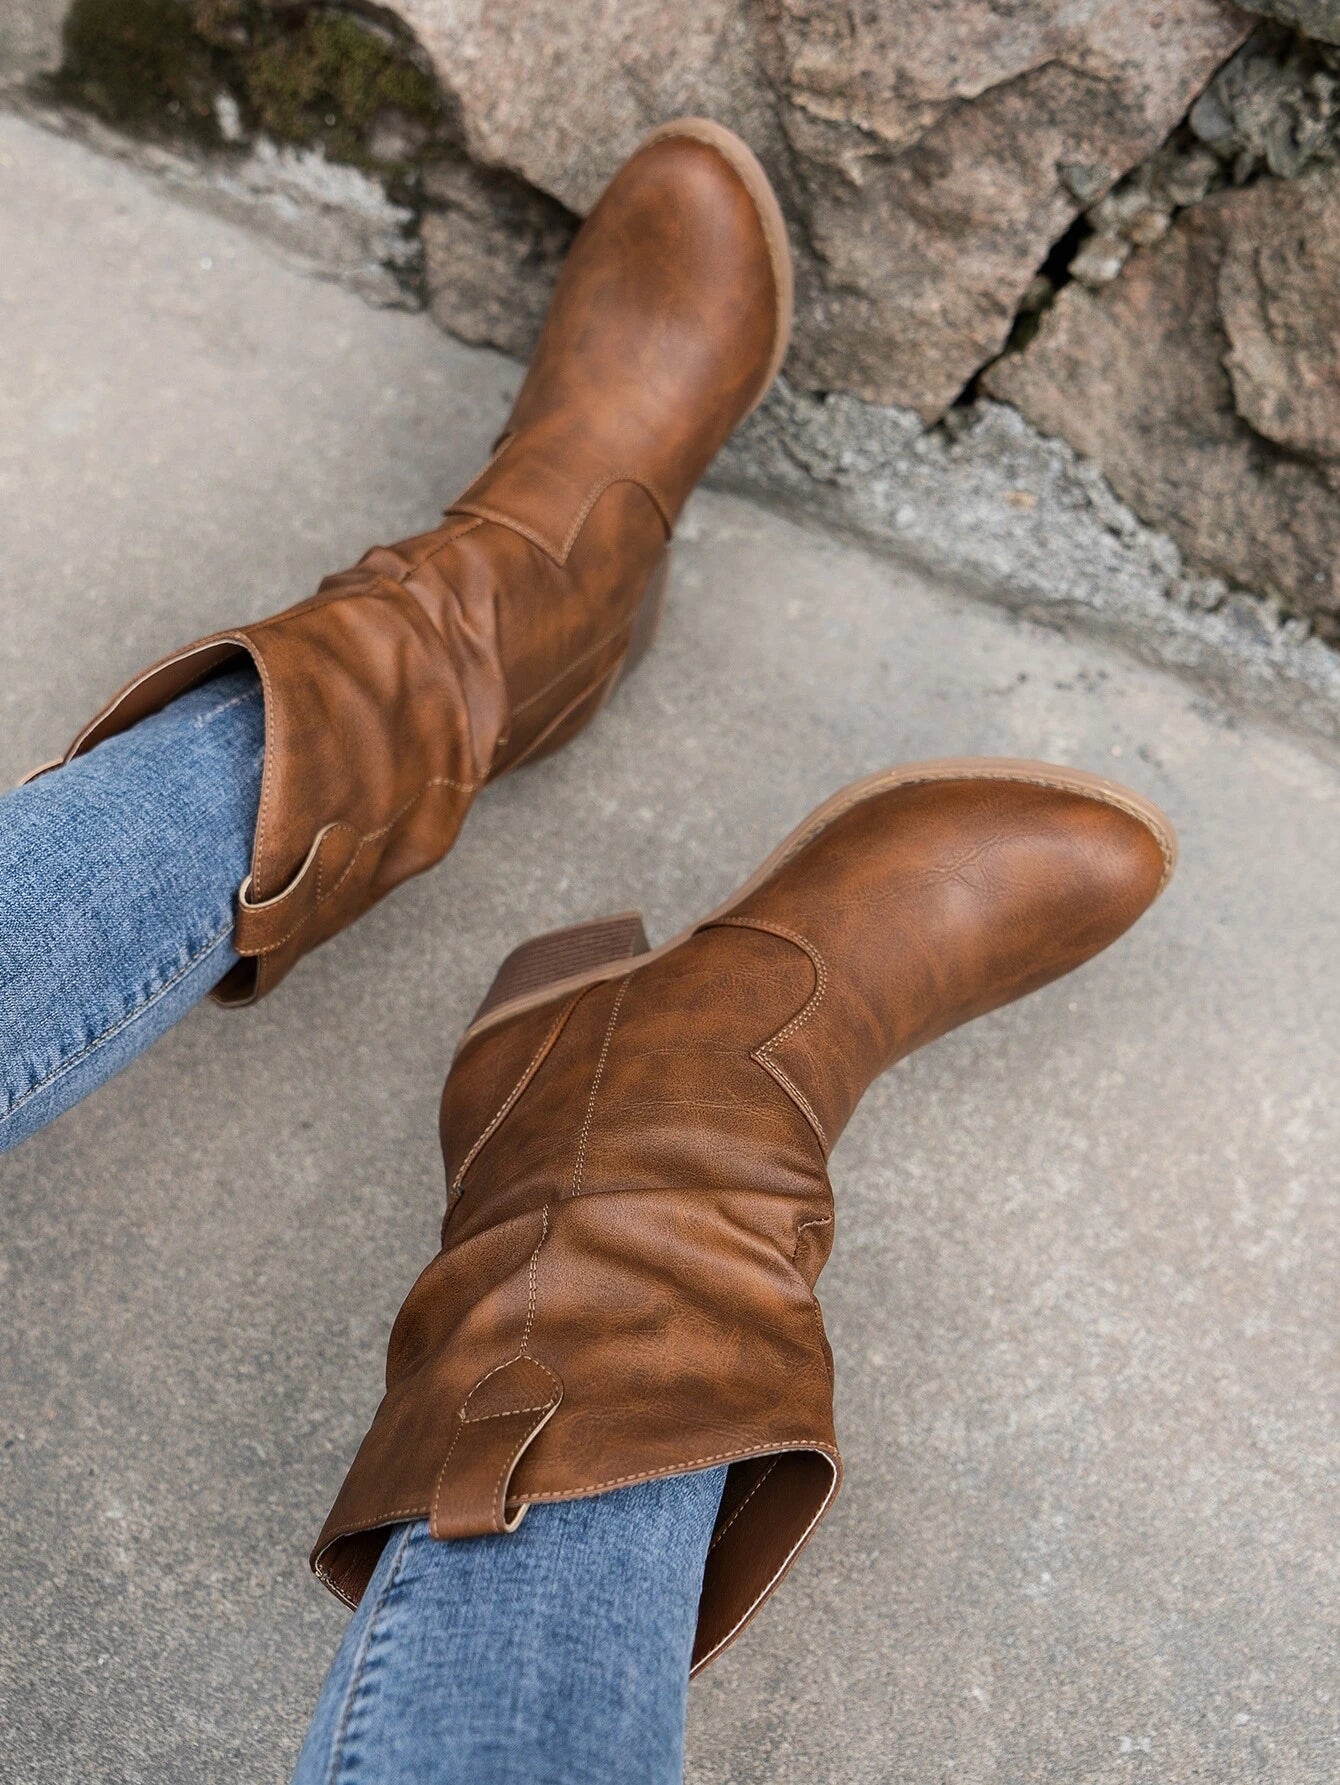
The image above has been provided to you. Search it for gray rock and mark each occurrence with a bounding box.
[1189,25,1340,179]
[1219,169,1340,468]
[420,152,576,358]
[1070,231,1132,287]
[769,0,1249,415]
[1070,140,1221,279]
[392,0,1249,419]
[985,171,1340,640]
[1240,0,1340,44]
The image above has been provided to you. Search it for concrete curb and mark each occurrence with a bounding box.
[5,84,1339,756]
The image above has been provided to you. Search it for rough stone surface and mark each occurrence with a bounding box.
[767,0,1251,415]
[393,0,1250,418]
[1059,21,1340,295]
[4,111,1340,1785]
[420,151,577,356]
[1243,0,1340,42]
[0,0,65,85]
[394,0,781,215]
[1189,24,1340,179]
[1220,172,1340,469]
[986,169,1340,641]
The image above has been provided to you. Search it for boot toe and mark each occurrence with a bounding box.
[1049,780,1175,948]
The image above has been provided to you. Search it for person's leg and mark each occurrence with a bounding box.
[293,1467,728,1785]
[0,666,263,1152]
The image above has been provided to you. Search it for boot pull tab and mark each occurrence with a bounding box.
[232,822,349,958]
[429,1354,564,1539]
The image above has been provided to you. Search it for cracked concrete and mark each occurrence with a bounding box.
[1,113,1337,1785]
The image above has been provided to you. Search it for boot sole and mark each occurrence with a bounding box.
[638,116,794,412]
[461,758,1178,1048]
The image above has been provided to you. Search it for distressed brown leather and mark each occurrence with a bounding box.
[26,120,788,1003]
[313,764,1175,1672]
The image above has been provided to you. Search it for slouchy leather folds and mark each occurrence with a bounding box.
[25,118,792,1002]
[313,761,1176,1671]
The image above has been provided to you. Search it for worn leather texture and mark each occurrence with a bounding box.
[29,123,787,1001]
[313,770,1174,1671]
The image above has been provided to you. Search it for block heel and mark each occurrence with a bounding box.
[471,912,651,1026]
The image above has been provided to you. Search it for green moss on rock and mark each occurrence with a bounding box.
[54,0,443,168]
[58,0,229,142]
[245,12,439,165]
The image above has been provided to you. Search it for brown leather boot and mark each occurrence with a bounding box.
[26,119,791,1003]
[313,758,1175,1671]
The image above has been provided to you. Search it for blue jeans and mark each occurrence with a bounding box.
[295,1474,727,1785]
[0,667,264,1147]
[1,669,725,1780]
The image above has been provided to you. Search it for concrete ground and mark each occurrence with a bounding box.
[1,111,1336,1784]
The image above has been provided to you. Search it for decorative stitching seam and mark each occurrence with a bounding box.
[454,1353,531,1402]
[338,1503,427,1528]
[707,1459,780,1557]
[452,999,577,1190]
[689,1454,841,1676]
[558,474,673,560]
[458,1402,555,1424]
[447,502,559,562]
[312,1564,356,1608]
[452,472,672,565]
[315,1435,838,1563]
[245,641,278,897]
[521,1207,547,1353]
[242,773,481,957]
[713,916,830,1150]
[494,1419,544,1532]
[408,515,484,571]
[571,976,630,1195]
[427,1210,555,1535]
[760,1058,826,1149]
[512,1443,839,1499]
